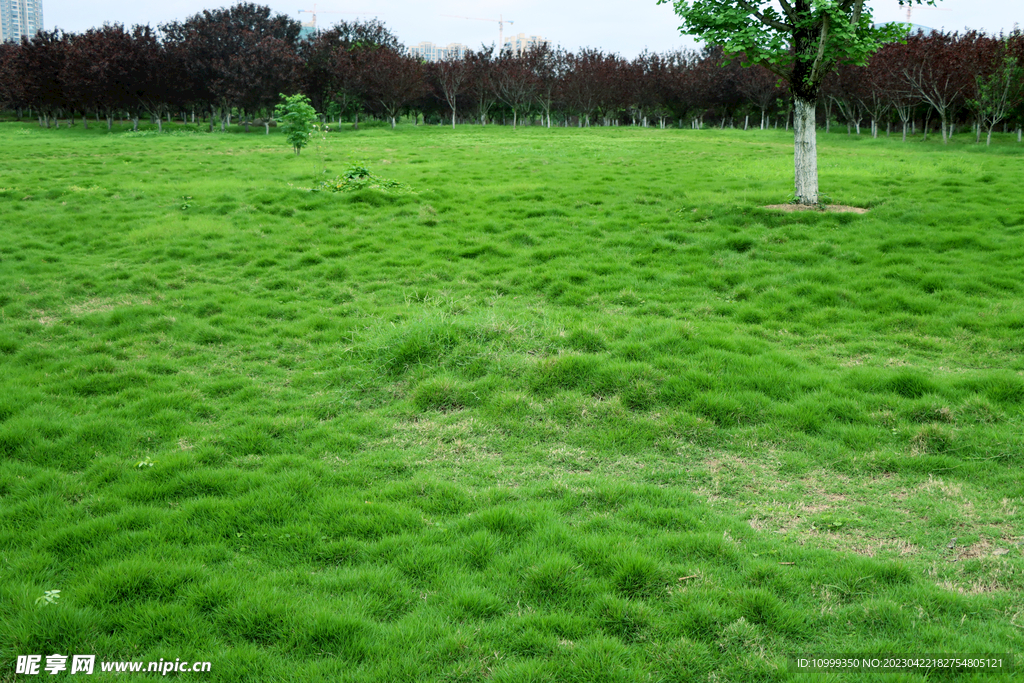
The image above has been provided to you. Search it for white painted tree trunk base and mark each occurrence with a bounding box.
[793,96,819,206]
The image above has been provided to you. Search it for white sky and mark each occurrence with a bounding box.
[42,0,1022,58]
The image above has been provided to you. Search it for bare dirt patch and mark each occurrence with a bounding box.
[36,296,155,326]
[764,204,869,214]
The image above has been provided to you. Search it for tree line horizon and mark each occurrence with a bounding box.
[0,2,1022,144]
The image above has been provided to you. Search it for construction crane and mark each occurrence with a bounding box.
[441,14,514,52]
[904,4,952,25]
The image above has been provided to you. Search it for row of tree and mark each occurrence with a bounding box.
[1,3,1022,143]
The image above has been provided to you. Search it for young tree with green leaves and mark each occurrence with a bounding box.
[275,93,317,154]
[970,35,1024,146]
[659,0,934,205]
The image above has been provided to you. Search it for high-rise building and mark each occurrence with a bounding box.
[503,33,549,56]
[443,43,468,60]
[298,20,316,42]
[1,0,43,43]
[409,41,441,62]
[409,41,469,63]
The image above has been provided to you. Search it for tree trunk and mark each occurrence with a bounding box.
[132,116,139,131]
[354,113,359,130]
[793,96,818,206]
[265,122,270,135]
[987,126,994,146]
[902,121,907,142]
[156,117,162,132]
[390,116,396,129]
[82,114,88,130]
[452,109,456,129]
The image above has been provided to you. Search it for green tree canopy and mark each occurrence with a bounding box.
[275,93,317,155]
[659,0,936,204]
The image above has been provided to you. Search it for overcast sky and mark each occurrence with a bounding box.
[43,0,1021,58]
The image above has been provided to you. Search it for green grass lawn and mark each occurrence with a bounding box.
[1,120,1022,682]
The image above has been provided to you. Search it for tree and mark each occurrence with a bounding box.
[559,49,606,126]
[736,63,784,129]
[969,34,1024,146]
[530,44,563,128]
[276,93,317,154]
[0,43,26,117]
[222,36,301,132]
[355,47,427,129]
[660,0,927,204]
[62,25,126,129]
[822,63,865,134]
[162,3,301,131]
[16,29,69,128]
[494,48,537,128]
[299,19,400,123]
[873,40,921,141]
[900,31,976,144]
[659,49,702,128]
[466,47,498,125]
[126,25,169,132]
[434,53,470,128]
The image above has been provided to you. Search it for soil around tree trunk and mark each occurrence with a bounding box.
[764,204,868,214]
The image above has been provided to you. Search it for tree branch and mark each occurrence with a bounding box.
[850,0,865,28]
[735,0,792,33]
[777,0,798,23]
[808,14,830,85]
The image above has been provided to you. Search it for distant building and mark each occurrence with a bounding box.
[409,41,442,62]
[299,20,317,42]
[1,0,43,43]
[443,43,468,60]
[409,41,469,62]
[503,33,550,55]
